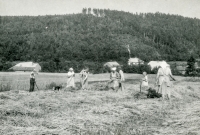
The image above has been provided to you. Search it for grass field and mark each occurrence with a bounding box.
[0,72,200,135]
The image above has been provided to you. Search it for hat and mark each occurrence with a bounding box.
[143,71,147,75]
[69,68,73,71]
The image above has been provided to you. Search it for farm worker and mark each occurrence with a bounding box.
[79,68,85,87]
[81,68,89,90]
[140,71,149,92]
[66,68,75,88]
[29,71,36,92]
[156,66,165,94]
[117,66,125,91]
[162,65,176,100]
[110,67,120,91]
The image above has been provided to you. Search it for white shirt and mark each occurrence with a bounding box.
[165,67,172,76]
[67,71,75,78]
[119,70,125,81]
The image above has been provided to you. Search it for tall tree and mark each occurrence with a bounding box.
[185,56,196,76]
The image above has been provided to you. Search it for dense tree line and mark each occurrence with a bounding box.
[0,9,200,72]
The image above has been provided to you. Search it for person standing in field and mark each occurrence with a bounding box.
[117,66,125,91]
[79,68,85,88]
[81,68,89,90]
[162,65,176,101]
[66,68,75,89]
[140,71,149,92]
[110,67,120,91]
[29,71,36,92]
[156,66,165,94]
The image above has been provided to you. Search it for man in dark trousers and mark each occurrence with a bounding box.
[29,71,36,92]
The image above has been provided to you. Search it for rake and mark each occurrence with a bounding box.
[35,82,39,90]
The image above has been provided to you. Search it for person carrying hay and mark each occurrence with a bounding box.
[109,67,120,91]
[81,68,89,90]
[79,68,85,87]
[140,71,149,92]
[117,66,125,91]
[66,68,75,89]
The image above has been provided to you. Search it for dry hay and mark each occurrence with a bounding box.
[133,88,162,99]
[133,92,147,99]
[0,75,200,135]
[89,81,110,91]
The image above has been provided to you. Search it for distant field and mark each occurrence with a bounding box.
[0,72,186,91]
[0,72,151,91]
[0,72,200,135]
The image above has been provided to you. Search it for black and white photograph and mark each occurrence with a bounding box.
[0,0,200,134]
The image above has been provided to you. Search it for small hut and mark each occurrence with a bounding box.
[9,62,41,72]
[103,61,120,69]
[128,57,144,65]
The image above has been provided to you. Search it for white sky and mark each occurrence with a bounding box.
[0,0,200,19]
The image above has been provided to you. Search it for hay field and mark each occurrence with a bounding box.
[0,72,200,135]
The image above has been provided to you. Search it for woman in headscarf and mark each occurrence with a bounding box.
[79,68,85,88]
[81,68,89,90]
[140,71,149,92]
[110,67,120,91]
[117,66,125,91]
[156,66,165,94]
[66,68,75,89]
[162,65,176,101]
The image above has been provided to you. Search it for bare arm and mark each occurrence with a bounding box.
[169,71,175,81]
[83,73,88,81]
[116,72,120,79]
[79,70,83,76]
[156,73,159,82]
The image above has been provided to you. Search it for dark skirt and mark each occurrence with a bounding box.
[29,78,35,92]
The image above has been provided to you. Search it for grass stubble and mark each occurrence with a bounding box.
[0,73,200,135]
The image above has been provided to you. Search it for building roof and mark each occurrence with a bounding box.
[9,62,41,71]
[168,61,187,66]
[10,66,36,71]
[14,62,39,67]
[176,66,186,71]
[148,61,170,70]
[104,61,120,67]
[128,57,144,63]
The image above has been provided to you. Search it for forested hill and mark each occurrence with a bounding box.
[0,9,200,72]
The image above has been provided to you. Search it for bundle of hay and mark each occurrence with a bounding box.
[133,87,162,99]
[147,87,162,98]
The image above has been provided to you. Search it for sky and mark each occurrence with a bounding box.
[0,0,200,19]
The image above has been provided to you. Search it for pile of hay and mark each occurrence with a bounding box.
[147,88,162,98]
[133,88,162,99]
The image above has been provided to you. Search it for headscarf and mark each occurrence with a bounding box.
[111,67,116,71]
[69,68,73,71]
